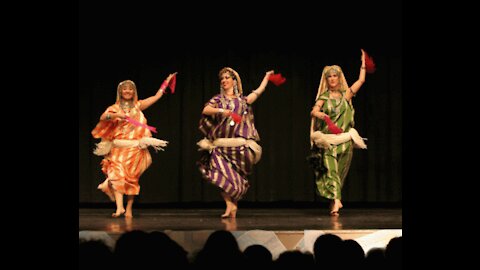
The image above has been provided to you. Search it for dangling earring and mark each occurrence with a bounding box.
[234,84,238,96]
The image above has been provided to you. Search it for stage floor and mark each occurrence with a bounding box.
[79,207,402,232]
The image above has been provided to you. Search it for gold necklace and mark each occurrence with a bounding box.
[120,100,133,113]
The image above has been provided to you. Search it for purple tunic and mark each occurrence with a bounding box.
[198,94,260,201]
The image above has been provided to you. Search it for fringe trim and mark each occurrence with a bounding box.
[138,137,169,152]
[197,138,215,152]
[197,137,263,164]
[348,128,367,149]
[311,128,367,149]
[93,141,113,156]
[93,137,169,156]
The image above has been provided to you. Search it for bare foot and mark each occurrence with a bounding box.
[329,199,343,216]
[112,208,125,218]
[329,211,339,216]
[230,207,237,218]
[221,200,232,218]
[221,209,231,218]
[125,205,133,218]
[221,207,238,218]
[230,200,238,218]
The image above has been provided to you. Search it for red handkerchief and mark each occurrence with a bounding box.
[324,115,343,134]
[168,74,176,93]
[268,73,286,86]
[231,112,242,123]
[363,49,376,74]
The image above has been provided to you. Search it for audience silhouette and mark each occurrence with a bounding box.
[79,229,402,269]
[243,244,273,268]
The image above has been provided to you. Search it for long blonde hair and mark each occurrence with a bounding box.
[116,80,138,103]
[314,65,349,100]
[310,65,350,145]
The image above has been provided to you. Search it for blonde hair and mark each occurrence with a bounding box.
[310,65,350,145]
[314,65,349,100]
[116,80,138,103]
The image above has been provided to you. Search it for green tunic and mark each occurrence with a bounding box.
[308,90,355,200]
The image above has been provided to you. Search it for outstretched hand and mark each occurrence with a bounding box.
[266,70,275,76]
[166,72,178,82]
[161,72,178,94]
[361,49,376,73]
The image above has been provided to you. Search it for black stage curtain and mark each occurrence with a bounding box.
[79,1,402,205]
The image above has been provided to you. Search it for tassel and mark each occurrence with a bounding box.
[125,116,157,133]
[139,137,168,152]
[168,74,176,94]
[324,115,343,134]
[363,49,376,74]
[268,73,286,86]
[197,138,215,152]
[311,131,331,149]
[348,128,367,149]
[93,141,113,156]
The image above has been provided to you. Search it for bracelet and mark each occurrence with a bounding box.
[106,114,111,120]
[361,66,366,70]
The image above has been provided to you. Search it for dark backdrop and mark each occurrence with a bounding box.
[79,1,402,205]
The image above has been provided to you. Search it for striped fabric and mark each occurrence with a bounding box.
[309,91,355,200]
[198,94,260,201]
[92,101,153,199]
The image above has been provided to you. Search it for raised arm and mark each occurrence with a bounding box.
[246,70,274,104]
[345,49,366,101]
[139,72,177,111]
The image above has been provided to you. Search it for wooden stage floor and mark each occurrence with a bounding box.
[79,207,402,232]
